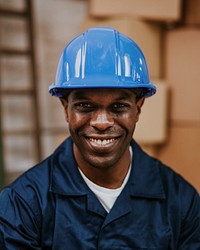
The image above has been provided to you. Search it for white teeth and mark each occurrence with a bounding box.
[89,138,115,145]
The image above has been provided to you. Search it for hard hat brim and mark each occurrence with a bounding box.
[49,81,156,98]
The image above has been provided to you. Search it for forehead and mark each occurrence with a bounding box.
[68,88,136,101]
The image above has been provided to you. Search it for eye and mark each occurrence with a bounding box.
[111,103,130,112]
[74,102,95,112]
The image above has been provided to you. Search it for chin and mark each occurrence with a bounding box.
[86,155,120,169]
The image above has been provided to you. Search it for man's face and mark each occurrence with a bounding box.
[63,88,144,169]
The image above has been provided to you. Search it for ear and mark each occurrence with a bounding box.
[60,98,69,123]
[136,97,145,122]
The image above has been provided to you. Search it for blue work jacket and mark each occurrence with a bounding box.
[0,137,200,249]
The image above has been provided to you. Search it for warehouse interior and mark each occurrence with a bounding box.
[0,0,199,192]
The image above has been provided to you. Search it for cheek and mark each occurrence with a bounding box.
[119,110,138,124]
[67,112,89,130]
[114,113,137,134]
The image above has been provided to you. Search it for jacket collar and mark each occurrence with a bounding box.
[49,137,165,200]
[129,140,165,200]
[49,137,87,196]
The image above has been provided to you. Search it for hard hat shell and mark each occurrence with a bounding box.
[49,27,156,97]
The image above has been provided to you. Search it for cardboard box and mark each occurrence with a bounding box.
[164,28,200,122]
[184,0,200,26]
[81,17,162,78]
[134,80,169,144]
[157,126,200,192]
[89,0,182,22]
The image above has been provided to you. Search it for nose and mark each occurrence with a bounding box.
[90,110,114,130]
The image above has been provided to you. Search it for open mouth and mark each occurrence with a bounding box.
[85,136,120,151]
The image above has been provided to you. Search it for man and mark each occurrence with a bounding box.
[0,27,199,249]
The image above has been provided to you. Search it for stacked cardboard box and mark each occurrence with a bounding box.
[157,27,200,191]
[89,0,182,22]
[157,0,200,192]
[158,0,200,191]
[164,28,200,122]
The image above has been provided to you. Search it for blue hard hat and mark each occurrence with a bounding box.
[49,27,156,97]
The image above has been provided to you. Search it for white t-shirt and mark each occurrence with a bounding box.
[78,147,132,213]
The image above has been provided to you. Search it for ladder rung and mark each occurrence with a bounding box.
[1,89,34,95]
[0,8,28,18]
[0,48,31,56]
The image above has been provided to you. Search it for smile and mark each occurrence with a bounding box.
[89,138,116,146]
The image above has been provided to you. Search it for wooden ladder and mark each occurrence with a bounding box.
[0,0,42,185]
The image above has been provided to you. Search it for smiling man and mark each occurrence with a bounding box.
[0,27,199,249]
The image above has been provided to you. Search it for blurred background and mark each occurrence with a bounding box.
[0,0,199,191]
